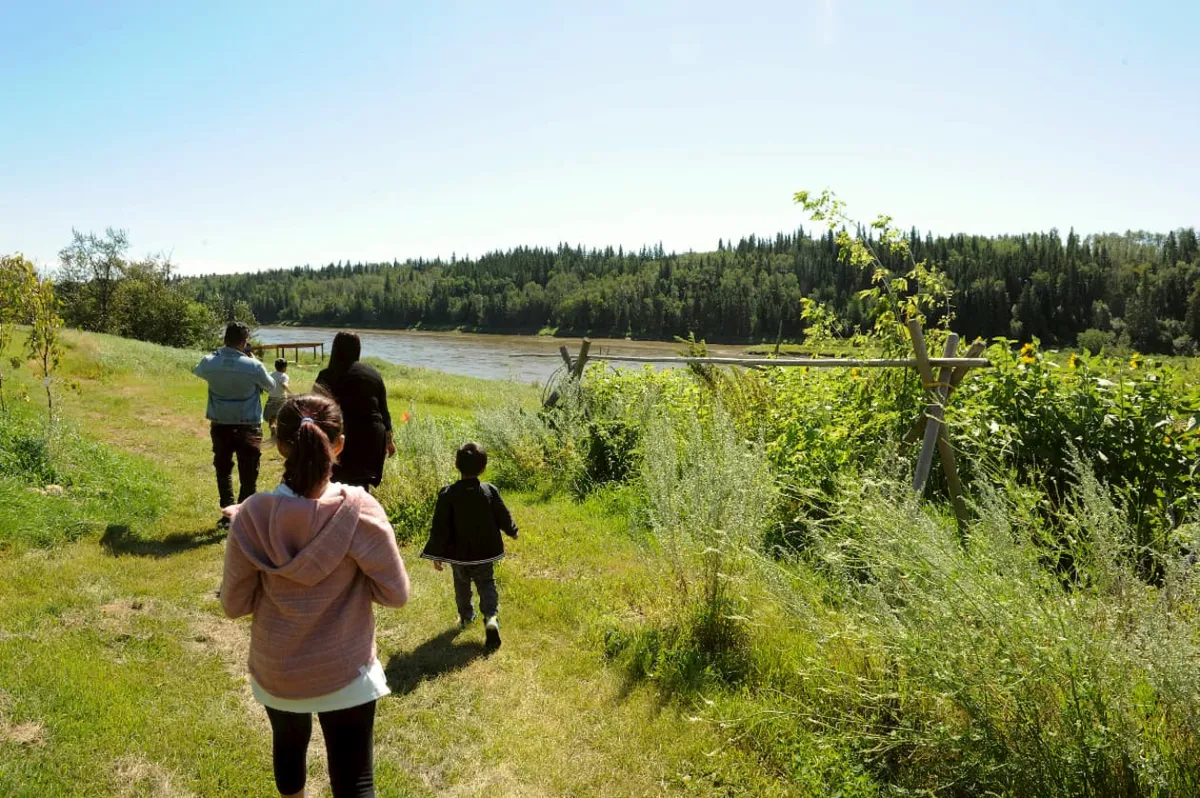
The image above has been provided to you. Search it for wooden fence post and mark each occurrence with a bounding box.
[910,324,955,495]
[570,338,591,380]
[542,338,591,409]
[907,321,970,530]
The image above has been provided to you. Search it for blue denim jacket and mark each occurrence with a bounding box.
[194,347,276,425]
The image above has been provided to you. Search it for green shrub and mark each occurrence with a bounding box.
[952,341,1199,570]
[756,471,1200,795]
[476,387,588,493]
[1077,328,1114,355]
[374,412,463,543]
[640,405,776,660]
[580,418,640,492]
[0,415,59,485]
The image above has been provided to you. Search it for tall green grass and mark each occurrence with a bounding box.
[373,412,465,542]
[464,355,1200,794]
[0,402,170,549]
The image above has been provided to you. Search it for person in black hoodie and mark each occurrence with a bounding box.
[314,332,395,492]
[421,442,518,650]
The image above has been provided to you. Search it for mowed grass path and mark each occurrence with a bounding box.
[0,333,787,797]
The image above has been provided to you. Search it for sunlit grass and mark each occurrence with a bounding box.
[0,330,784,797]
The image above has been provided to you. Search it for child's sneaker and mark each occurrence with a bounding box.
[484,616,501,650]
[458,615,474,630]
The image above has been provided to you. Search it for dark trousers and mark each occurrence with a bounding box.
[452,562,498,622]
[265,701,376,797]
[210,423,262,509]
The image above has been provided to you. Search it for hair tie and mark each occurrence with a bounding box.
[300,416,315,426]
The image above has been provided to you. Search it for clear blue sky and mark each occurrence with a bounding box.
[2,0,1197,274]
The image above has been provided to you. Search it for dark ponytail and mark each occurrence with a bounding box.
[276,394,344,498]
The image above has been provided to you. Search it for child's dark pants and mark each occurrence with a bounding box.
[265,700,376,797]
[452,562,498,621]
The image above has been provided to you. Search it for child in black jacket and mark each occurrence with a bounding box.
[421,442,518,649]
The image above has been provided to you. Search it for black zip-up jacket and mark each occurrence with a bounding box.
[420,478,518,566]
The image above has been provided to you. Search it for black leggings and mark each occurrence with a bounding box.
[265,701,376,797]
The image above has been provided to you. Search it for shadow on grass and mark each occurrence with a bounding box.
[100,524,226,558]
[384,628,489,696]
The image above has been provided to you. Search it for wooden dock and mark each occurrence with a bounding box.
[254,341,324,364]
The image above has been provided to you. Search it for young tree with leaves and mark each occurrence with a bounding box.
[793,189,954,355]
[0,254,37,412]
[57,227,128,332]
[27,275,64,415]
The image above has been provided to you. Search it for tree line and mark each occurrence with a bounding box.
[186,225,1200,353]
[52,228,255,350]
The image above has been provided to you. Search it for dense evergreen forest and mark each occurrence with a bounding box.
[188,226,1200,353]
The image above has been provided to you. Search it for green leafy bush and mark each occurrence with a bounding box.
[953,341,1199,568]
[374,412,464,543]
[639,406,776,659]
[1077,327,1114,355]
[0,415,59,485]
[580,418,640,489]
[476,388,588,493]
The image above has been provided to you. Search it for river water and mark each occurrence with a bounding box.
[256,326,748,384]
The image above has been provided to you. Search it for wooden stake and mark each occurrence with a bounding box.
[571,338,591,380]
[936,418,970,532]
[558,345,573,370]
[543,339,592,409]
[907,321,970,530]
[910,324,955,495]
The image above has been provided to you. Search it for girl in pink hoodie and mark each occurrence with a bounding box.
[220,393,410,798]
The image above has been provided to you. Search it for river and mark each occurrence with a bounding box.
[255,326,749,384]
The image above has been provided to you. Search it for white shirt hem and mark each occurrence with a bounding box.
[251,658,391,713]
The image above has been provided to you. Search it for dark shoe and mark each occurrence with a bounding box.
[484,616,501,651]
[217,516,231,530]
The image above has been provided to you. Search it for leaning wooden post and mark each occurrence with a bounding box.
[558,345,573,370]
[570,338,591,380]
[910,324,955,495]
[907,321,969,530]
[542,338,591,409]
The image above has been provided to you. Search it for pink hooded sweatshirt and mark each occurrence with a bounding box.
[220,484,410,699]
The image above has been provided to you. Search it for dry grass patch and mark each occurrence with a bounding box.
[112,754,197,798]
[0,718,46,747]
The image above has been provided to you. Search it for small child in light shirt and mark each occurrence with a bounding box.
[264,359,290,436]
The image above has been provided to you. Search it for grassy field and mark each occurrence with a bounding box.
[0,332,789,797]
